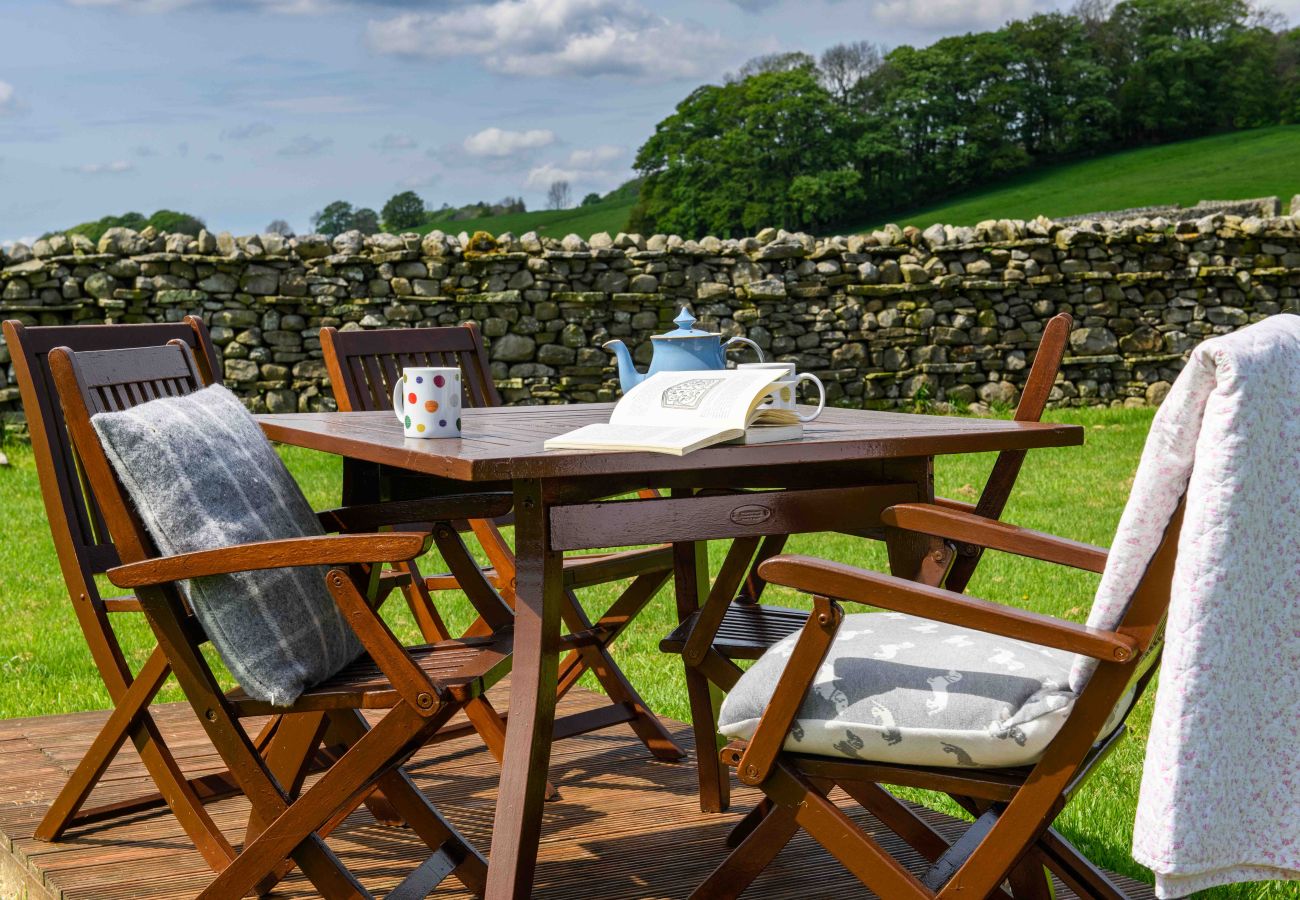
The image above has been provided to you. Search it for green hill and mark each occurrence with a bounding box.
[416,193,635,240]
[849,126,1300,233]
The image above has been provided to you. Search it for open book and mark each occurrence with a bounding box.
[544,370,801,456]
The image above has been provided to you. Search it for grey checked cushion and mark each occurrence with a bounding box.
[718,611,1124,768]
[92,384,362,707]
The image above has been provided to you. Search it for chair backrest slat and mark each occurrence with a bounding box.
[943,313,1072,593]
[319,323,500,413]
[2,319,219,609]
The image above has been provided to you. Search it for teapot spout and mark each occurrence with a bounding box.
[602,339,645,393]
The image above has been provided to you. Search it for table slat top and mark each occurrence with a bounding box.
[257,404,1083,482]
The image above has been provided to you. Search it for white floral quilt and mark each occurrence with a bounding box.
[1072,314,1300,898]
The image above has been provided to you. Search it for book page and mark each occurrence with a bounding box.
[608,370,785,432]
[543,423,741,456]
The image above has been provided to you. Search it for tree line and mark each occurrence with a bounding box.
[630,0,1300,237]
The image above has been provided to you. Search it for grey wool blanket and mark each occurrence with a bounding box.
[91,384,362,706]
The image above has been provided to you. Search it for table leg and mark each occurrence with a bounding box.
[485,479,562,899]
[673,535,731,813]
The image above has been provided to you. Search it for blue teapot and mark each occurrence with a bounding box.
[604,306,765,393]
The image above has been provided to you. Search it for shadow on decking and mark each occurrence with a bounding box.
[0,683,1154,899]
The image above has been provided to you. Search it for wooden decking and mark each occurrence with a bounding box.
[0,684,1155,899]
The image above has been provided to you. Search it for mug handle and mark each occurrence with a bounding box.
[392,380,405,424]
[724,335,765,363]
[795,373,825,422]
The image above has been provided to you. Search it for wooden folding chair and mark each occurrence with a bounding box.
[661,313,1074,810]
[688,482,1178,899]
[3,318,248,866]
[320,324,685,765]
[49,338,516,898]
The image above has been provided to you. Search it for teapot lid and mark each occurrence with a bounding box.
[652,306,718,340]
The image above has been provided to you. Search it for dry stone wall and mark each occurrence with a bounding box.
[3,210,1300,424]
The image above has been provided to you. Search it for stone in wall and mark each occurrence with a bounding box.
[2,212,1299,425]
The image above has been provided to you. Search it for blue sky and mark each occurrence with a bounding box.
[2,0,1297,245]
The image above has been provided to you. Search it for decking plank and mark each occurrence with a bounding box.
[0,684,1155,899]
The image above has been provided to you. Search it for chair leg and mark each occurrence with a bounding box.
[328,709,489,894]
[1037,829,1129,900]
[244,711,330,847]
[398,559,453,644]
[725,798,772,848]
[1008,850,1057,900]
[767,762,929,898]
[690,802,801,900]
[198,704,451,900]
[36,647,237,873]
[736,534,788,604]
[407,558,559,799]
[555,571,667,699]
[836,780,951,863]
[558,584,685,762]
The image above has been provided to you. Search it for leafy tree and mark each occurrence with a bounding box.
[147,209,205,236]
[352,207,380,235]
[635,66,862,235]
[730,51,817,82]
[1280,27,1300,123]
[546,180,572,210]
[61,210,208,243]
[265,219,295,236]
[634,0,1292,236]
[311,201,355,236]
[581,192,602,207]
[381,191,426,231]
[819,41,883,103]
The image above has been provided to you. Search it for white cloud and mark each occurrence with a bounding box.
[374,132,418,152]
[205,152,224,161]
[463,127,555,158]
[867,0,1044,29]
[0,81,19,116]
[277,134,334,156]
[66,160,136,175]
[221,121,274,141]
[65,0,370,12]
[367,0,728,80]
[525,145,625,190]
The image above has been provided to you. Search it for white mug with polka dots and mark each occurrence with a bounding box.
[739,362,826,422]
[392,367,462,438]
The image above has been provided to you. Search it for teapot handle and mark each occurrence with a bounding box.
[724,336,765,363]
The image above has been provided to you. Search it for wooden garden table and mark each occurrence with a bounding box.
[257,402,1082,899]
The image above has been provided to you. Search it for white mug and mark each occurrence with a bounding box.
[392,367,461,438]
[739,362,826,423]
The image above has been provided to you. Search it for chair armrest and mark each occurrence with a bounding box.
[316,492,513,532]
[757,554,1136,663]
[930,496,977,514]
[107,533,430,588]
[882,503,1109,574]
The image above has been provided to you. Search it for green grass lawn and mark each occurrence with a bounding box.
[848,125,1300,233]
[0,407,1294,898]
[416,195,635,241]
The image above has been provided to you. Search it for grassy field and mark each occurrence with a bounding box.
[0,408,1294,898]
[850,125,1300,233]
[416,194,635,240]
